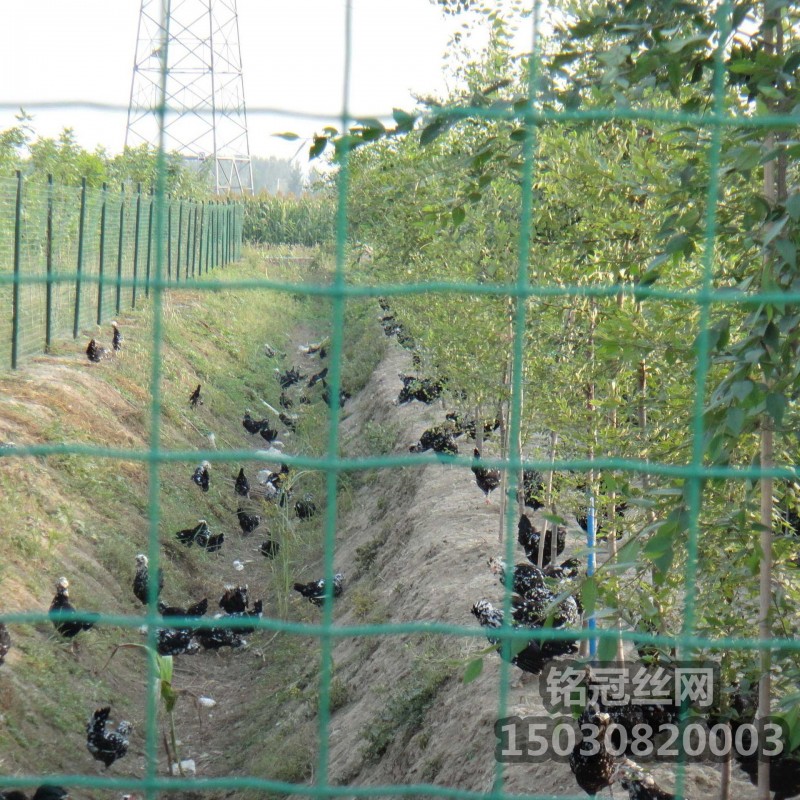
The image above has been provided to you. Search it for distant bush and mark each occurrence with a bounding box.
[242,192,335,246]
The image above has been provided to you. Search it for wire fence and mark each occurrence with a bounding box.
[2,173,243,369]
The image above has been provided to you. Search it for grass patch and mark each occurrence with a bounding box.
[360,665,451,764]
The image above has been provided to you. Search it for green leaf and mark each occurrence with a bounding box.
[273,131,300,140]
[726,406,745,436]
[597,635,618,663]
[392,108,417,133]
[786,194,800,221]
[452,206,466,226]
[766,392,787,427]
[776,238,797,268]
[582,576,597,617]
[463,657,484,684]
[420,116,451,146]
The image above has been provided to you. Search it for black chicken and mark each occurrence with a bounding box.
[192,461,210,492]
[446,411,502,439]
[224,599,263,635]
[242,410,266,434]
[111,321,122,351]
[294,574,344,606]
[86,339,110,363]
[277,367,306,389]
[86,706,131,768]
[260,538,280,558]
[471,448,501,504]
[49,578,96,640]
[734,718,800,800]
[470,600,547,674]
[409,425,459,456]
[518,514,566,567]
[520,468,546,510]
[569,705,615,796]
[0,622,10,665]
[234,467,250,498]
[279,391,293,410]
[321,380,350,409]
[259,424,279,443]
[279,412,298,432]
[133,554,164,605]
[189,384,202,408]
[196,626,246,650]
[219,585,249,614]
[307,367,328,388]
[157,597,208,618]
[295,494,317,519]
[175,519,208,546]
[397,374,444,405]
[237,507,261,534]
[195,527,224,553]
[0,787,69,800]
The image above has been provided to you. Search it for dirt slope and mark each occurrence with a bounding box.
[322,342,761,799]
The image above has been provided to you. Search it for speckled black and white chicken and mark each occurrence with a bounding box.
[132,554,164,605]
[295,494,317,519]
[293,574,344,606]
[86,339,110,363]
[155,627,200,657]
[86,706,131,768]
[196,626,246,651]
[260,538,280,558]
[517,513,566,567]
[569,705,615,796]
[613,761,676,800]
[191,461,210,492]
[189,384,202,408]
[409,424,459,456]
[276,366,306,389]
[470,599,547,675]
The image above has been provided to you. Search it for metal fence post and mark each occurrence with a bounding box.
[45,174,54,351]
[198,201,205,276]
[73,177,87,339]
[176,199,184,283]
[116,184,126,314]
[167,196,173,282]
[11,170,23,368]
[132,182,142,308]
[97,181,108,324]
[184,200,192,280]
[191,202,199,278]
[145,187,154,298]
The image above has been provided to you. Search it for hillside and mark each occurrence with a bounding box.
[0,247,760,799]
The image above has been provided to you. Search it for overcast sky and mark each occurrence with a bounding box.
[0,0,479,164]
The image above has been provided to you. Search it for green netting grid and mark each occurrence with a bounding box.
[0,1,797,799]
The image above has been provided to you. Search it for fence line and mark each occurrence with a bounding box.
[2,171,244,370]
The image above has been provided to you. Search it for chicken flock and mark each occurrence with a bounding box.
[0,321,345,787]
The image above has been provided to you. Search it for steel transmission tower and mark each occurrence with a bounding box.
[126,0,254,194]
